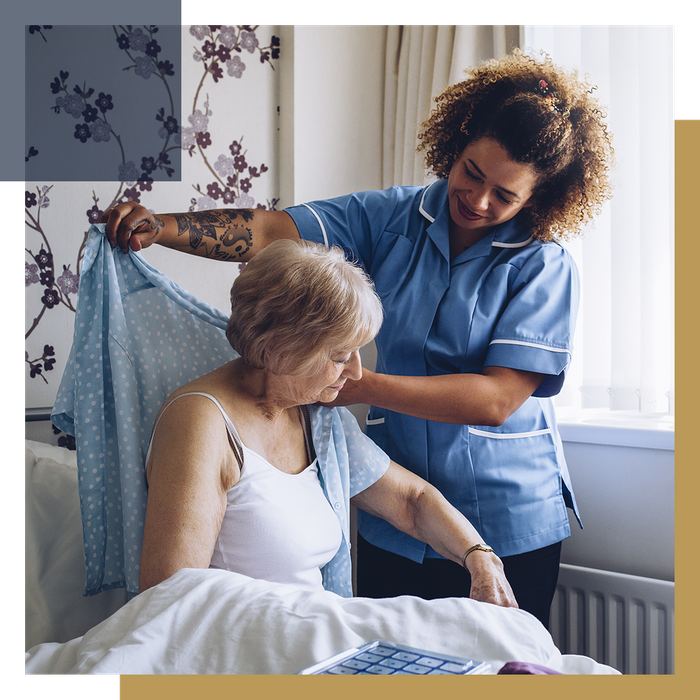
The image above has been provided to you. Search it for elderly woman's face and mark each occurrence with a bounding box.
[290,348,362,404]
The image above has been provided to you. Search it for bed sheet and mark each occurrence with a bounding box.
[25,567,618,675]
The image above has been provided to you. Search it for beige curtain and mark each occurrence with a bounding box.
[382,25,520,188]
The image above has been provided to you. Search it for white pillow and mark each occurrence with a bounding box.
[25,439,78,466]
[25,440,127,649]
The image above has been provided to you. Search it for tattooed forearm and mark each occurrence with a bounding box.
[131,215,165,246]
[169,210,254,260]
[215,226,253,259]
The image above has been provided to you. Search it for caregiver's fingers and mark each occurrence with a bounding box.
[100,202,161,253]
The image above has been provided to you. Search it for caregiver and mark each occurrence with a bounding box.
[102,49,614,627]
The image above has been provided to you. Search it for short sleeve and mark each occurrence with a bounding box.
[285,187,418,269]
[484,243,580,397]
[336,408,391,497]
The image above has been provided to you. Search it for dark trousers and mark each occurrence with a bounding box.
[356,534,562,629]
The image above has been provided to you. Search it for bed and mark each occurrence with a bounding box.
[25,438,619,675]
[26,227,620,675]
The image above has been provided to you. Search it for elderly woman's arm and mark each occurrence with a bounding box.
[100,201,299,259]
[351,462,518,608]
[139,396,239,591]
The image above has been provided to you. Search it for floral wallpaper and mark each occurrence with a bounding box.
[25,25,281,428]
[26,24,183,183]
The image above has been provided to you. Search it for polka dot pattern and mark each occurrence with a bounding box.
[52,226,235,597]
[52,225,390,599]
[308,404,390,597]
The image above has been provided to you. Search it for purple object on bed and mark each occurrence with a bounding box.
[498,661,563,674]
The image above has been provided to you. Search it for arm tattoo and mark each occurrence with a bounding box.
[170,210,254,260]
[133,216,164,245]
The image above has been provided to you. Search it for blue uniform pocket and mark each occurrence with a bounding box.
[466,425,569,554]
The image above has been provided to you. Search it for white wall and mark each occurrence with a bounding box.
[279,25,386,207]
[560,426,674,582]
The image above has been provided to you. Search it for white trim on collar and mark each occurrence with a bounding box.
[492,235,534,249]
[418,180,441,223]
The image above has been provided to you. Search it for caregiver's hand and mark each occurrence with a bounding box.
[100,202,165,253]
[318,369,374,408]
[323,366,544,426]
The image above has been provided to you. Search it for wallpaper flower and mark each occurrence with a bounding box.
[25,25,281,420]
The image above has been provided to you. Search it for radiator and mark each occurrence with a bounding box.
[550,563,674,674]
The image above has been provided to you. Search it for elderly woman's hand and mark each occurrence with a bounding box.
[351,461,520,610]
[464,551,519,608]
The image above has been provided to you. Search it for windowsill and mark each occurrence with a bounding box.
[555,408,674,451]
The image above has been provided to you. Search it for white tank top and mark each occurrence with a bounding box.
[148,392,343,592]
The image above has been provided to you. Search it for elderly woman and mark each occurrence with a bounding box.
[139,238,516,608]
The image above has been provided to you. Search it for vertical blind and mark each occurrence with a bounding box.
[522,26,674,415]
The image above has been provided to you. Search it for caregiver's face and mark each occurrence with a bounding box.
[448,137,537,241]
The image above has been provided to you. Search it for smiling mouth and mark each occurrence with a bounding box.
[457,199,484,221]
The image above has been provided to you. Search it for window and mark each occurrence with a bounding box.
[523,26,674,416]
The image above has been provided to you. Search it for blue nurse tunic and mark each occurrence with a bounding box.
[286,179,582,561]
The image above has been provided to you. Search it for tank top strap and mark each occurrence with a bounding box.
[299,404,316,463]
[145,391,244,469]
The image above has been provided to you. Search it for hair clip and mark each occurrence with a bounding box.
[537,79,565,116]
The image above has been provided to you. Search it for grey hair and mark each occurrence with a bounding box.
[226,239,383,375]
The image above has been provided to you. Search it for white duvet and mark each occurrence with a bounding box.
[25,567,618,675]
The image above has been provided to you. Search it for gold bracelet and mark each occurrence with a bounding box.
[461,543,495,569]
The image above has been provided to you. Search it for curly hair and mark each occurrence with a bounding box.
[417,49,614,241]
